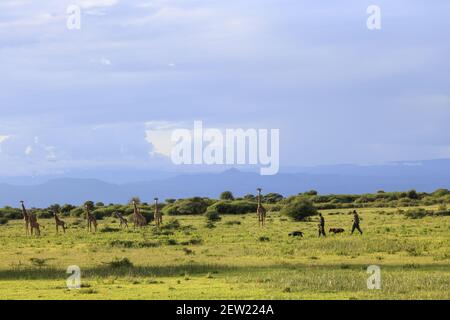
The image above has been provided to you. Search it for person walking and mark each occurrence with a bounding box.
[351,210,363,235]
[318,213,326,237]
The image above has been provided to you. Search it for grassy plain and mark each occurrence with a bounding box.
[0,206,449,299]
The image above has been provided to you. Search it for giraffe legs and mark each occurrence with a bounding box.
[25,221,30,236]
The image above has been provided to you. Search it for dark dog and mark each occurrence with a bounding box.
[329,228,345,234]
[289,231,304,237]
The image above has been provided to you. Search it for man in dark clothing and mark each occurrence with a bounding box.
[318,213,326,237]
[351,210,363,235]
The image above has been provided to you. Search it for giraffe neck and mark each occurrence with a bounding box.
[21,204,29,219]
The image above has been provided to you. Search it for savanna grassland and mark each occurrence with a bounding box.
[0,206,449,300]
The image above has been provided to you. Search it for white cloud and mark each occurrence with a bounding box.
[78,0,119,9]
[100,58,112,66]
[0,12,62,28]
[25,145,33,155]
[0,135,11,152]
[0,135,10,144]
[145,121,183,157]
[44,146,57,161]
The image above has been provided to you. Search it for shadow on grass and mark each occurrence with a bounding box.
[1,262,449,280]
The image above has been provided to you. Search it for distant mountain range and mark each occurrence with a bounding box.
[1,159,450,207]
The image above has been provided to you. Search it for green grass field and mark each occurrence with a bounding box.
[0,207,449,300]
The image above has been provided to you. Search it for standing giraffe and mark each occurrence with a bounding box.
[29,212,41,236]
[19,201,31,235]
[132,200,147,229]
[256,188,267,227]
[53,211,67,234]
[85,205,97,233]
[154,198,162,227]
[115,211,128,229]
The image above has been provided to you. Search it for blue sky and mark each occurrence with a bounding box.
[0,0,449,177]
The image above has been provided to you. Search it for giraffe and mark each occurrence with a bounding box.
[19,201,31,235]
[256,188,267,227]
[154,197,162,227]
[85,205,97,233]
[29,212,41,236]
[115,211,128,229]
[132,200,147,229]
[53,211,67,234]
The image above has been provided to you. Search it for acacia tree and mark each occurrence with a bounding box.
[220,191,234,201]
[281,198,317,221]
[128,197,141,205]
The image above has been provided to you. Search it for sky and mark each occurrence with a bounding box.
[0,0,450,177]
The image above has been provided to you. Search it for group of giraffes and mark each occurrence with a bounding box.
[18,197,164,236]
[18,189,267,236]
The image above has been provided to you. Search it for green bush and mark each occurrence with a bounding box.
[403,208,430,219]
[162,197,209,215]
[0,207,22,220]
[209,200,257,215]
[161,218,181,230]
[281,198,317,221]
[205,208,221,221]
[69,207,84,217]
[35,210,53,219]
[107,257,134,268]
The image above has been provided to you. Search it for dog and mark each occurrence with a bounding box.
[329,228,345,234]
[289,231,304,237]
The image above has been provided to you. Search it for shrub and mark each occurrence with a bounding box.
[109,240,160,248]
[181,238,203,245]
[0,217,8,225]
[69,207,84,217]
[161,218,181,230]
[224,220,241,226]
[166,239,178,245]
[432,188,450,197]
[34,209,53,219]
[404,209,430,219]
[205,221,216,229]
[0,207,22,220]
[107,257,134,268]
[162,198,209,216]
[100,226,120,233]
[91,207,116,220]
[209,200,257,215]
[281,198,317,221]
[61,204,76,214]
[205,208,221,221]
